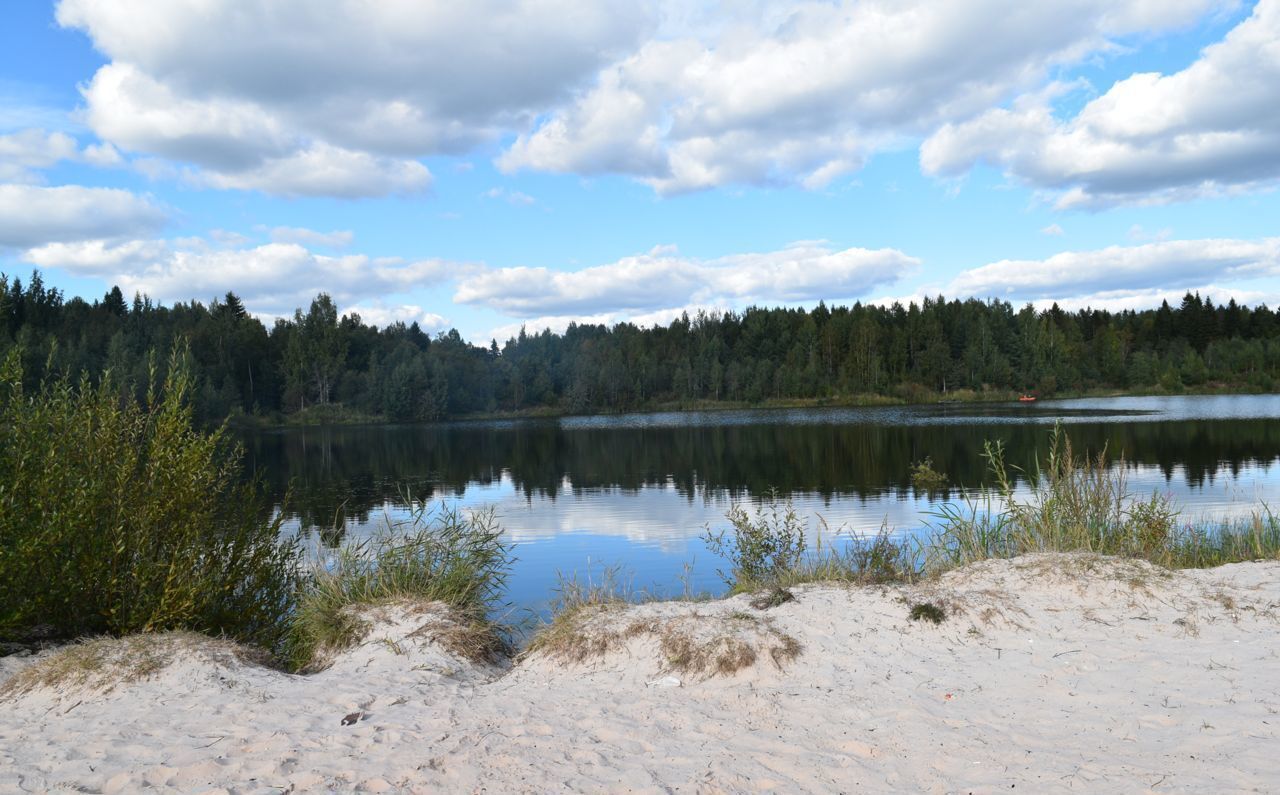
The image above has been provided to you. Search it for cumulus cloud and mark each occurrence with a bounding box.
[455,242,918,316]
[0,184,167,248]
[921,0,1280,208]
[1041,223,1065,236]
[1024,285,1280,313]
[56,0,647,197]
[946,238,1280,302]
[0,129,78,182]
[22,236,475,316]
[487,303,728,343]
[0,129,127,183]
[501,0,1223,193]
[345,302,450,332]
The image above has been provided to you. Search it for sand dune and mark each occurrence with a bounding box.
[2,553,1277,793]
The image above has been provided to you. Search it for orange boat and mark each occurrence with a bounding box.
[1018,394,1037,402]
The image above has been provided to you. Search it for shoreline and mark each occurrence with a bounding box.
[230,383,1276,430]
[4,552,1277,793]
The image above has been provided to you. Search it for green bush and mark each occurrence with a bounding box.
[704,492,807,590]
[909,456,948,491]
[705,493,918,592]
[285,500,513,671]
[0,346,300,651]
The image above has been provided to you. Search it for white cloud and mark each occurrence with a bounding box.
[268,226,354,248]
[345,302,451,332]
[0,184,167,249]
[22,236,475,316]
[196,142,431,198]
[57,0,647,197]
[0,129,78,182]
[946,238,1280,301]
[1041,223,1066,236]
[1024,285,1280,312]
[487,303,727,343]
[0,129,127,183]
[921,0,1280,208]
[500,0,1223,193]
[456,242,918,316]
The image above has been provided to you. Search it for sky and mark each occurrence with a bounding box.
[1,0,1278,343]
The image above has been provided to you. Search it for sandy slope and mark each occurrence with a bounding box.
[1,553,1277,794]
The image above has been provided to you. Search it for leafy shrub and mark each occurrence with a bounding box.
[705,494,918,592]
[0,346,300,651]
[704,492,807,590]
[909,457,947,490]
[286,500,513,671]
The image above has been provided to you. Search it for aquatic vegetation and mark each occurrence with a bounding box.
[910,457,948,491]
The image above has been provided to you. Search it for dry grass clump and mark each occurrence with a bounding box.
[408,611,510,665]
[527,575,803,678]
[658,617,802,675]
[0,631,269,701]
[532,610,802,678]
[523,568,654,664]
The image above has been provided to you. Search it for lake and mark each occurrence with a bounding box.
[238,394,1280,612]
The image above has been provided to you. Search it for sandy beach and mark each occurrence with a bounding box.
[2,552,1277,794]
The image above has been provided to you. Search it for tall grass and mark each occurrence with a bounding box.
[285,500,513,671]
[925,423,1280,572]
[704,492,918,593]
[0,346,300,651]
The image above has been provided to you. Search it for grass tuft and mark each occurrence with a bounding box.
[285,500,513,672]
[924,423,1280,573]
[908,602,947,624]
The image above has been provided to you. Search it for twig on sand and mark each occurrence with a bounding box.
[1053,649,1083,658]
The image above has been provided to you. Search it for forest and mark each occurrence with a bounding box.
[3,268,1280,425]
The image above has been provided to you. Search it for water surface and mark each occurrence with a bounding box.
[239,394,1280,610]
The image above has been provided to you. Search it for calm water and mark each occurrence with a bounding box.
[239,395,1280,610]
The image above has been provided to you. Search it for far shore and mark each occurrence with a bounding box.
[227,382,1274,430]
[3,552,1277,793]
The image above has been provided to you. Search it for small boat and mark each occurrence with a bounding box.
[1018,394,1037,402]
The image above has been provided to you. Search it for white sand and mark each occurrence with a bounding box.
[2,553,1278,794]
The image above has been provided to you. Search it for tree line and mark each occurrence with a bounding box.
[3,268,1279,424]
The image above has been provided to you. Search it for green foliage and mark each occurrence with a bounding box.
[0,345,300,650]
[704,493,807,589]
[285,500,513,671]
[925,424,1280,571]
[705,495,918,592]
[6,267,1280,425]
[909,456,948,490]
[908,602,946,624]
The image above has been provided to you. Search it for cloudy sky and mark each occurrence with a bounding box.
[2,0,1279,341]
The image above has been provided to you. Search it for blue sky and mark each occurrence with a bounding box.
[1,1,1278,342]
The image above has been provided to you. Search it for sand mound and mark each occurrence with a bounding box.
[2,554,1278,793]
[0,631,273,704]
[523,596,803,681]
